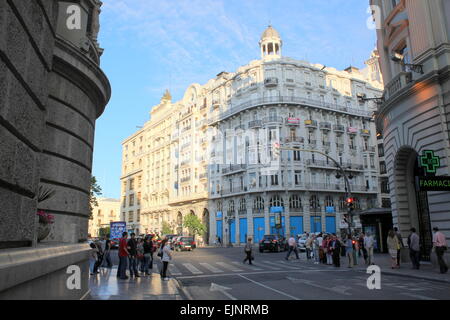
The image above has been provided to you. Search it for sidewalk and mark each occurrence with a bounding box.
[87,267,185,300]
[352,253,450,284]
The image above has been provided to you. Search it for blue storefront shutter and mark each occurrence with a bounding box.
[216,220,223,241]
[310,216,322,233]
[230,219,236,243]
[290,216,304,236]
[326,216,336,234]
[239,218,247,243]
[253,217,265,243]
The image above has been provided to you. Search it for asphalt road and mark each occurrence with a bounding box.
[107,247,450,300]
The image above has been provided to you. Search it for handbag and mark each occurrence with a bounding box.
[157,249,163,258]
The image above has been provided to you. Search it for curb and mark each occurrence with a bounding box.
[354,268,450,284]
[172,277,193,300]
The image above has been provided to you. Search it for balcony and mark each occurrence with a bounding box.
[180,142,191,150]
[248,120,263,128]
[180,176,191,183]
[180,160,190,167]
[222,164,247,175]
[384,72,413,101]
[264,77,278,87]
[323,141,331,148]
[199,173,207,180]
[263,116,283,124]
[333,124,345,134]
[249,83,258,91]
[181,126,191,133]
[363,146,376,153]
[304,119,318,129]
[319,122,332,131]
[360,129,370,136]
[306,159,337,169]
[336,143,344,151]
[171,132,179,141]
[286,117,301,125]
[307,140,317,147]
[284,137,304,143]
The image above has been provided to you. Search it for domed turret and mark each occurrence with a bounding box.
[259,25,282,60]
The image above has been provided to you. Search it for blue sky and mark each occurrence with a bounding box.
[92,0,377,199]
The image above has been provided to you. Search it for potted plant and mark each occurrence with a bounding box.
[36,186,56,242]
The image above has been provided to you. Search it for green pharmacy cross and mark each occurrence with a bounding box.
[420,150,440,174]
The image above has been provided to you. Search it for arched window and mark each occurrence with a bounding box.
[325,195,334,207]
[309,195,320,209]
[228,200,235,213]
[289,195,302,209]
[339,196,346,210]
[239,198,246,211]
[268,43,274,55]
[253,196,264,210]
[270,195,284,208]
[354,197,361,210]
[217,200,222,212]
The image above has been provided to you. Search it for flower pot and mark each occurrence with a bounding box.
[38,223,51,242]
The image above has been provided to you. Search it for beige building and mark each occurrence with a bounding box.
[371,0,450,262]
[88,198,121,237]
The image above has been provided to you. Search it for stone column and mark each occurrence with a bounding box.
[304,192,311,233]
[284,193,290,237]
[264,193,270,235]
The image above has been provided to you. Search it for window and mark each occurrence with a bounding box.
[293,148,301,161]
[129,179,134,191]
[289,195,302,209]
[239,198,246,212]
[270,195,284,208]
[128,211,134,223]
[294,171,302,185]
[254,196,264,210]
[228,200,235,214]
[137,209,140,222]
[381,178,390,193]
[309,195,320,209]
[271,174,279,186]
[137,192,141,205]
[129,194,135,206]
[324,195,334,207]
[380,161,387,174]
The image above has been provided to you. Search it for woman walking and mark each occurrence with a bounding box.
[312,235,320,264]
[143,236,154,275]
[387,229,401,269]
[325,236,333,265]
[137,238,145,274]
[345,234,354,268]
[243,238,253,265]
[160,238,172,280]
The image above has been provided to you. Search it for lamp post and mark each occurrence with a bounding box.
[225,215,234,248]
[275,144,354,237]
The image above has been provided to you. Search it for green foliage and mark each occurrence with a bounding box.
[99,227,110,238]
[161,221,173,235]
[182,213,206,237]
[89,176,102,220]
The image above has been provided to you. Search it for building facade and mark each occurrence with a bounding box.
[208,26,385,245]
[0,0,110,299]
[88,198,121,237]
[372,0,450,262]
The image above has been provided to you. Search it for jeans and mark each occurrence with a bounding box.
[326,253,333,265]
[436,247,448,273]
[128,256,138,276]
[102,251,112,268]
[332,250,340,267]
[367,247,374,265]
[346,248,354,267]
[409,249,420,269]
[306,248,311,259]
[144,253,153,274]
[118,256,128,278]
[243,251,253,264]
[313,248,320,262]
[160,261,169,278]
[397,249,402,266]
[89,257,96,274]
[286,246,299,259]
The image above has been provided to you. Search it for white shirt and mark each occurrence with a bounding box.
[288,237,296,246]
[364,236,374,248]
[161,244,172,262]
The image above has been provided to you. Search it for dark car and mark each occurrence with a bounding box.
[110,239,119,250]
[259,235,288,253]
[174,236,196,251]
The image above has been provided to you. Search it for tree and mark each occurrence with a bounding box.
[161,221,173,235]
[183,214,206,238]
[89,176,102,220]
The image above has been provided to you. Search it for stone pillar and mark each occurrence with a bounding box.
[284,193,290,237]
[264,193,270,235]
[304,192,311,233]
[246,195,253,240]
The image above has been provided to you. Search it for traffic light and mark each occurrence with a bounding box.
[272,141,281,159]
[346,197,354,210]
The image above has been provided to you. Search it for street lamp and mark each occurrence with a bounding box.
[390,53,424,74]
[357,93,384,104]
[224,214,234,248]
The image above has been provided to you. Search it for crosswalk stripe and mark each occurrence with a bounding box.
[199,263,224,273]
[182,263,203,274]
[278,260,303,269]
[261,261,283,270]
[169,264,182,275]
[231,261,263,271]
[216,262,243,272]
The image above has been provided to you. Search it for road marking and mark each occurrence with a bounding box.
[401,292,437,300]
[182,263,203,275]
[216,262,243,272]
[261,260,283,270]
[199,263,224,273]
[169,264,182,276]
[239,274,301,300]
[286,277,352,296]
[210,283,237,300]
[278,260,303,269]
[232,261,263,271]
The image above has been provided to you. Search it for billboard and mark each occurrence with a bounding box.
[110,221,127,239]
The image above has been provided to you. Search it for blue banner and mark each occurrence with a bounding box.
[326,206,335,213]
[270,206,284,213]
[110,221,127,239]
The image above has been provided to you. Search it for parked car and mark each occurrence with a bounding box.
[297,235,308,251]
[174,236,196,251]
[259,235,288,253]
[110,239,119,249]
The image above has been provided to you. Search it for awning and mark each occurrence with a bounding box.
[357,207,392,216]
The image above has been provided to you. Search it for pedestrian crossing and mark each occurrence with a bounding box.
[158,260,308,277]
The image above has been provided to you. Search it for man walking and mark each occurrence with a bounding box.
[305,233,312,260]
[243,238,253,265]
[330,235,341,267]
[394,227,404,267]
[286,235,299,260]
[364,232,375,265]
[127,233,140,278]
[102,234,113,268]
[408,228,420,270]
[432,227,448,274]
[117,232,129,279]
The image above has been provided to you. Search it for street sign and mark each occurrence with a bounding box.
[417,176,450,191]
[110,221,126,239]
[420,150,440,174]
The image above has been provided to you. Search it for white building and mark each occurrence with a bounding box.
[88,198,121,237]
[207,26,385,245]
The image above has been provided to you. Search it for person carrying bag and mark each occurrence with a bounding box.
[243,238,254,265]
